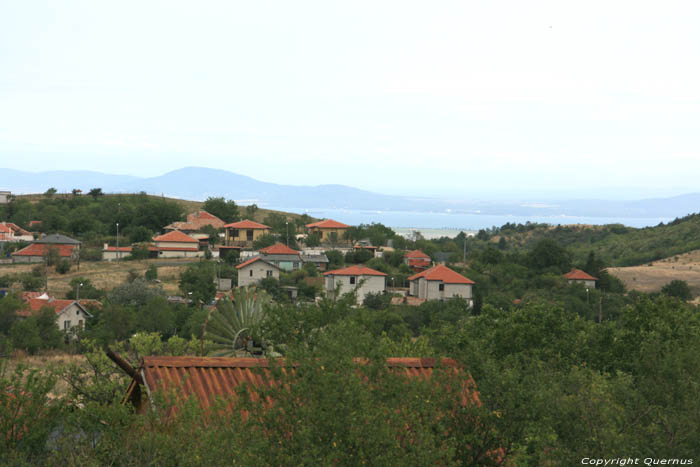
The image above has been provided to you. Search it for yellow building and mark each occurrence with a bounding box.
[224,220,270,247]
[305,219,350,243]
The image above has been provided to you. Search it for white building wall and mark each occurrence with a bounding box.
[103,250,132,261]
[56,304,87,331]
[155,241,199,249]
[568,279,596,289]
[238,263,279,287]
[325,274,386,304]
[443,284,472,300]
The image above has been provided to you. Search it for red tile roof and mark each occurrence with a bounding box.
[28,220,42,227]
[0,224,10,233]
[323,265,387,277]
[12,243,75,257]
[26,297,76,314]
[164,211,225,231]
[564,268,598,281]
[104,246,133,252]
[236,256,279,269]
[153,230,198,243]
[154,247,199,252]
[306,219,349,229]
[408,264,475,284]
[259,243,300,255]
[224,220,270,229]
[5,223,32,236]
[126,356,479,412]
[404,250,430,259]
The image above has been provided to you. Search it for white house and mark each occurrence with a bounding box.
[408,264,475,305]
[102,244,133,261]
[323,265,387,305]
[564,269,598,289]
[152,230,203,258]
[236,256,281,287]
[22,296,92,333]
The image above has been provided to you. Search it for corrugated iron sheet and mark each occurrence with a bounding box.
[133,356,479,412]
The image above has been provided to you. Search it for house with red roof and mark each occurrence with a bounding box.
[324,265,387,304]
[403,250,431,272]
[564,268,598,288]
[408,264,475,305]
[257,243,303,271]
[11,234,81,264]
[236,256,281,287]
[152,230,203,258]
[306,219,350,244]
[164,210,225,234]
[0,222,33,242]
[224,220,270,248]
[102,244,133,261]
[19,294,92,332]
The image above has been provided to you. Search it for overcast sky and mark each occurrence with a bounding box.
[1,1,699,200]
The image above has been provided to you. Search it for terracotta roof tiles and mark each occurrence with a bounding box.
[408,264,475,284]
[224,220,270,229]
[306,219,349,229]
[323,265,387,277]
[153,230,199,243]
[564,268,598,281]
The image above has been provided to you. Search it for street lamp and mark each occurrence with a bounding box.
[285,221,289,246]
[116,222,120,261]
[76,282,83,300]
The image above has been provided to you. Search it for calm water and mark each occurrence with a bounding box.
[275,207,671,239]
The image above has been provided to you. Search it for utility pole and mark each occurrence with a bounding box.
[462,231,467,264]
[599,293,603,323]
[116,222,120,261]
[285,221,289,246]
[116,203,121,261]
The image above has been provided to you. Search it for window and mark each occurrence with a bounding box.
[266,270,273,278]
[64,320,71,330]
[247,229,254,241]
[231,229,239,238]
[350,276,356,285]
[249,270,253,277]
[78,320,84,328]
[439,283,444,292]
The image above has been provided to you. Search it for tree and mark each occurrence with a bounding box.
[108,278,165,307]
[145,265,158,281]
[55,259,71,274]
[325,250,344,269]
[88,188,103,199]
[203,197,240,223]
[200,225,220,245]
[253,234,277,250]
[245,204,259,219]
[527,239,571,273]
[179,262,216,305]
[660,280,692,301]
[44,187,57,198]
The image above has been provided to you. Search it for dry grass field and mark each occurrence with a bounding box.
[2,351,86,399]
[0,258,200,297]
[607,249,700,301]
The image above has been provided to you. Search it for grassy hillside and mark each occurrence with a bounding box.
[489,212,700,267]
[13,192,310,225]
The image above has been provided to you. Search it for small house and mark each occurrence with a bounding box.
[403,250,431,271]
[323,265,387,304]
[152,230,202,258]
[102,244,133,261]
[164,210,225,234]
[12,234,81,263]
[564,269,598,289]
[224,220,270,248]
[408,264,475,305]
[20,295,92,332]
[259,243,302,271]
[305,219,350,244]
[236,256,280,287]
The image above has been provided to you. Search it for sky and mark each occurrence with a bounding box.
[1,1,699,200]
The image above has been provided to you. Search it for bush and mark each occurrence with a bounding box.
[56,259,71,274]
[145,265,158,281]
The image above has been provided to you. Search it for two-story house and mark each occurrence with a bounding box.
[324,265,387,304]
[408,264,475,306]
[224,220,271,248]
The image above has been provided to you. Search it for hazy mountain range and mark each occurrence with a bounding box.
[2,167,698,220]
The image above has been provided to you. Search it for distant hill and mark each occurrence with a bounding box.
[494,212,700,267]
[2,166,699,219]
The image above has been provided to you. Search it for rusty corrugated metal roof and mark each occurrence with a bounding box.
[130,356,479,412]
